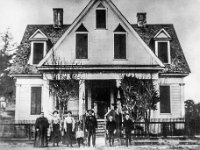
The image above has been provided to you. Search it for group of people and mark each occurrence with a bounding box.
[34,101,133,148]
[34,109,98,148]
[106,103,133,147]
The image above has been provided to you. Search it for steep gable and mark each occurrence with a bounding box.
[39,0,164,68]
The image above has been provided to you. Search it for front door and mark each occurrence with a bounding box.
[91,87,110,119]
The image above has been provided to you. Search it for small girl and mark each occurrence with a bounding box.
[75,120,84,147]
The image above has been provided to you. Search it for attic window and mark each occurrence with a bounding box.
[32,42,45,64]
[96,3,107,29]
[154,29,171,64]
[155,41,170,64]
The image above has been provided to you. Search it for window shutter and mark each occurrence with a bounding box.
[33,43,44,64]
[158,42,168,63]
[96,9,106,29]
[76,34,88,59]
[114,34,126,59]
[160,86,170,113]
[31,87,42,115]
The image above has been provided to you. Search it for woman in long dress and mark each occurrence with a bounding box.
[34,112,49,147]
[50,110,61,147]
[63,111,75,147]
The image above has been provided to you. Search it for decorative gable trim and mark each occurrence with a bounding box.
[114,24,126,32]
[76,24,88,32]
[29,29,48,41]
[154,28,171,40]
[38,0,165,68]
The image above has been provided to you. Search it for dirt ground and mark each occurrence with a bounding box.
[0,142,200,150]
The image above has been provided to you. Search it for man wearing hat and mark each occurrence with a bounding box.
[123,113,133,147]
[85,109,97,147]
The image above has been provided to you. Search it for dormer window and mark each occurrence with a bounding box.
[114,24,126,59]
[76,24,88,59]
[154,29,171,64]
[29,29,48,65]
[96,3,107,29]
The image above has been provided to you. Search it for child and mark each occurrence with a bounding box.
[76,120,84,147]
[123,113,133,147]
[106,115,116,147]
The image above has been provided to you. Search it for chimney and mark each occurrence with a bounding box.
[137,12,147,27]
[53,8,63,28]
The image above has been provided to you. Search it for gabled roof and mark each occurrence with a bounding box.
[38,0,164,68]
[18,0,190,75]
[29,29,48,41]
[132,24,190,74]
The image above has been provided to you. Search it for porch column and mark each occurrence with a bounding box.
[79,80,85,119]
[116,79,121,99]
[110,88,114,107]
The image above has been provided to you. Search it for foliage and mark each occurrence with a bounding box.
[10,43,38,74]
[0,29,16,100]
[121,75,160,122]
[184,99,200,136]
[48,52,80,116]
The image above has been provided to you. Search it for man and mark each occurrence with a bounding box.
[85,109,97,147]
[123,113,133,147]
[34,112,49,147]
[106,115,116,146]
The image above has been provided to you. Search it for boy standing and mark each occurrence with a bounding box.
[123,113,133,147]
[106,115,116,147]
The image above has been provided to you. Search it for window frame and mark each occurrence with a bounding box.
[159,85,172,114]
[30,86,42,115]
[30,41,47,65]
[75,32,88,59]
[96,7,107,29]
[114,32,127,60]
[155,40,171,64]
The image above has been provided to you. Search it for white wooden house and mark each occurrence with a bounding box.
[13,0,190,121]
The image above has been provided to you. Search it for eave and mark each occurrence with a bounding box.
[38,65,164,72]
[159,73,189,78]
[11,74,43,79]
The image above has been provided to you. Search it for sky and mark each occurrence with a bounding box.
[0,0,199,102]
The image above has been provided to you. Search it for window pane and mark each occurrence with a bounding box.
[114,34,126,59]
[160,86,170,113]
[31,87,42,115]
[158,42,168,63]
[96,9,106,29]
[33,43,44,64]
[76,34,88,59]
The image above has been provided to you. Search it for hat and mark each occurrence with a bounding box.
[87,109,93,113]
[66,111,72,114]
[125,113,130,116]
[52,110,59,114]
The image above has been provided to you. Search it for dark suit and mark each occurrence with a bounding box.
[85,115,97,146]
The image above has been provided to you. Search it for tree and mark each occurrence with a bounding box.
[121,75,160,134]
[0,29,16,101]
[48,52,81,117]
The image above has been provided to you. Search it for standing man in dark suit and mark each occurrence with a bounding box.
[85,109,97,147]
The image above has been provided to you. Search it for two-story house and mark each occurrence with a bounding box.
[13,0,190,121]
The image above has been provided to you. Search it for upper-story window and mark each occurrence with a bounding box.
[29,29,48,65]
[76,24,88,59]
[114,24,126,59]
[154,29,171,64]
[96,3,107,29]
[33,42,45,64]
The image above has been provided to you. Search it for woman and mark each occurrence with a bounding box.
[50,110,61,147]
[63,111,75,147]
